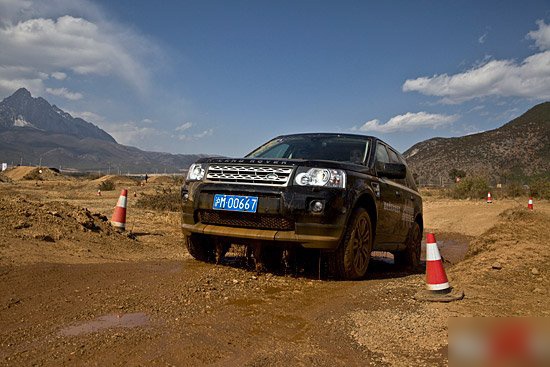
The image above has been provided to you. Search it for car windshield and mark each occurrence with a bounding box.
[246,135,370,164]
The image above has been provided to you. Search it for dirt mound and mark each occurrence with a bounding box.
[449,207,549,315]
[0,172,13,183]
[92,175,139,186]
[147,175,180,184]
[2,166,64,181]
[0,195,141,265]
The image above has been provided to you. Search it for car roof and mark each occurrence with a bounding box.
[274,132,375,140]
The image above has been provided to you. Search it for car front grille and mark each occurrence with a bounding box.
[206,164,293,186]
[198,210,294,231]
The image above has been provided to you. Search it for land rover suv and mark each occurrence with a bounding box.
[180,133,423,279]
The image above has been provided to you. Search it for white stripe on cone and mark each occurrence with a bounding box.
[116,196,127,208]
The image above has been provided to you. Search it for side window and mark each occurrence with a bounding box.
[375,143,390,170]
[388,147,408,185]
[387,148,400,164]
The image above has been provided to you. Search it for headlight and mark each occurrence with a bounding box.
[187,163,206,181]
[294,168,346,188]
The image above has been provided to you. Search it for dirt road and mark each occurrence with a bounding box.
[1,178,549,366]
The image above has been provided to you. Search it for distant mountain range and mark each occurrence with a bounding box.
[1,88,548,180]
[404,102,550,185]
[0,88,205,173]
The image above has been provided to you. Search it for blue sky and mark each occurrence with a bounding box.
[0,0,549,156]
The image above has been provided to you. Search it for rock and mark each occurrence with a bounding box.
[491,262,502,270]
[34,234,55,242]
[14,221,31,229]
[531,268,540,275]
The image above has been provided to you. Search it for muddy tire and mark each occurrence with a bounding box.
[330,208,373,280]
[185,234,215,262]
[394,221,421,270]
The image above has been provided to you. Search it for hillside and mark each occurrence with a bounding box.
[0,88,204,172]
[404,102,550,185]
[0,88,115,142]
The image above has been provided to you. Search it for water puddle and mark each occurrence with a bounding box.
[370,232,470,266]
[425,232,471,264]
[59,312,149,336]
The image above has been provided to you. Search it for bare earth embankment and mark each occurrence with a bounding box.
[0,177,548,366]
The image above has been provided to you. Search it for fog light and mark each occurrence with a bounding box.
[310,200,324,213]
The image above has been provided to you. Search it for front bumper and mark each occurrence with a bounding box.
[180,182,349,249]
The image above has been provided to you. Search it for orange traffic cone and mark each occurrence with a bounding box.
[528,197,533,210]
[111,189,128,230]
[97,189,101,196]
[415,233,464,302]
[486,192,493,203]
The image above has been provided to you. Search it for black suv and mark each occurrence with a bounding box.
[180,133,423,279]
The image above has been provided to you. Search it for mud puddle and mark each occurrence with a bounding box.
[370,231,471,267]
[425,232,472,264]
[59,312,150,336]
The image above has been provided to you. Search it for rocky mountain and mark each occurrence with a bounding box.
[404,102,550,185]
[0,88,204,172]
[0,88,115,143]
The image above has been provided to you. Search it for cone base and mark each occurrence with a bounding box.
[414,287,464,303]
[111,221,126,231]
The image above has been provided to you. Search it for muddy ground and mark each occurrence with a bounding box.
[0,174,549,366]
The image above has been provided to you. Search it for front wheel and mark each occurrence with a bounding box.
[330,208,373,280]
[185,234,215,262]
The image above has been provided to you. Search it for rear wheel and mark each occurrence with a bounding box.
[330,208,373,280]
[394,221,421,270]
[185,234,215,262]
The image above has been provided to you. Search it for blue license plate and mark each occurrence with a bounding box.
[213,194,258,213]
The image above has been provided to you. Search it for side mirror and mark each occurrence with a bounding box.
[379,163,407,179]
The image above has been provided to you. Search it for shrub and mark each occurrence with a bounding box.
[97,179,115,191]
[450,176,490,199]
[135,187,181,211]
[530,178,550,199]
[500,182,524,198]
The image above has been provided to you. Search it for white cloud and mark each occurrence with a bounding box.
[357,112,459,133]
[403,21,550,103]
[65,108,214,151]
[51,71,67,80]
[107,122,166,146]
[177,128,214,141]
[175,122,193,131]
[46,87,82,100]
[65,110,105,123]
[527,19,550,51]
[0,65,48,96]
[478,32,488,44]
[0,0,159,97]
[194,129,213,138]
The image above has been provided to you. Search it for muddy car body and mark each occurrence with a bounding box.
[180,133,423,279]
